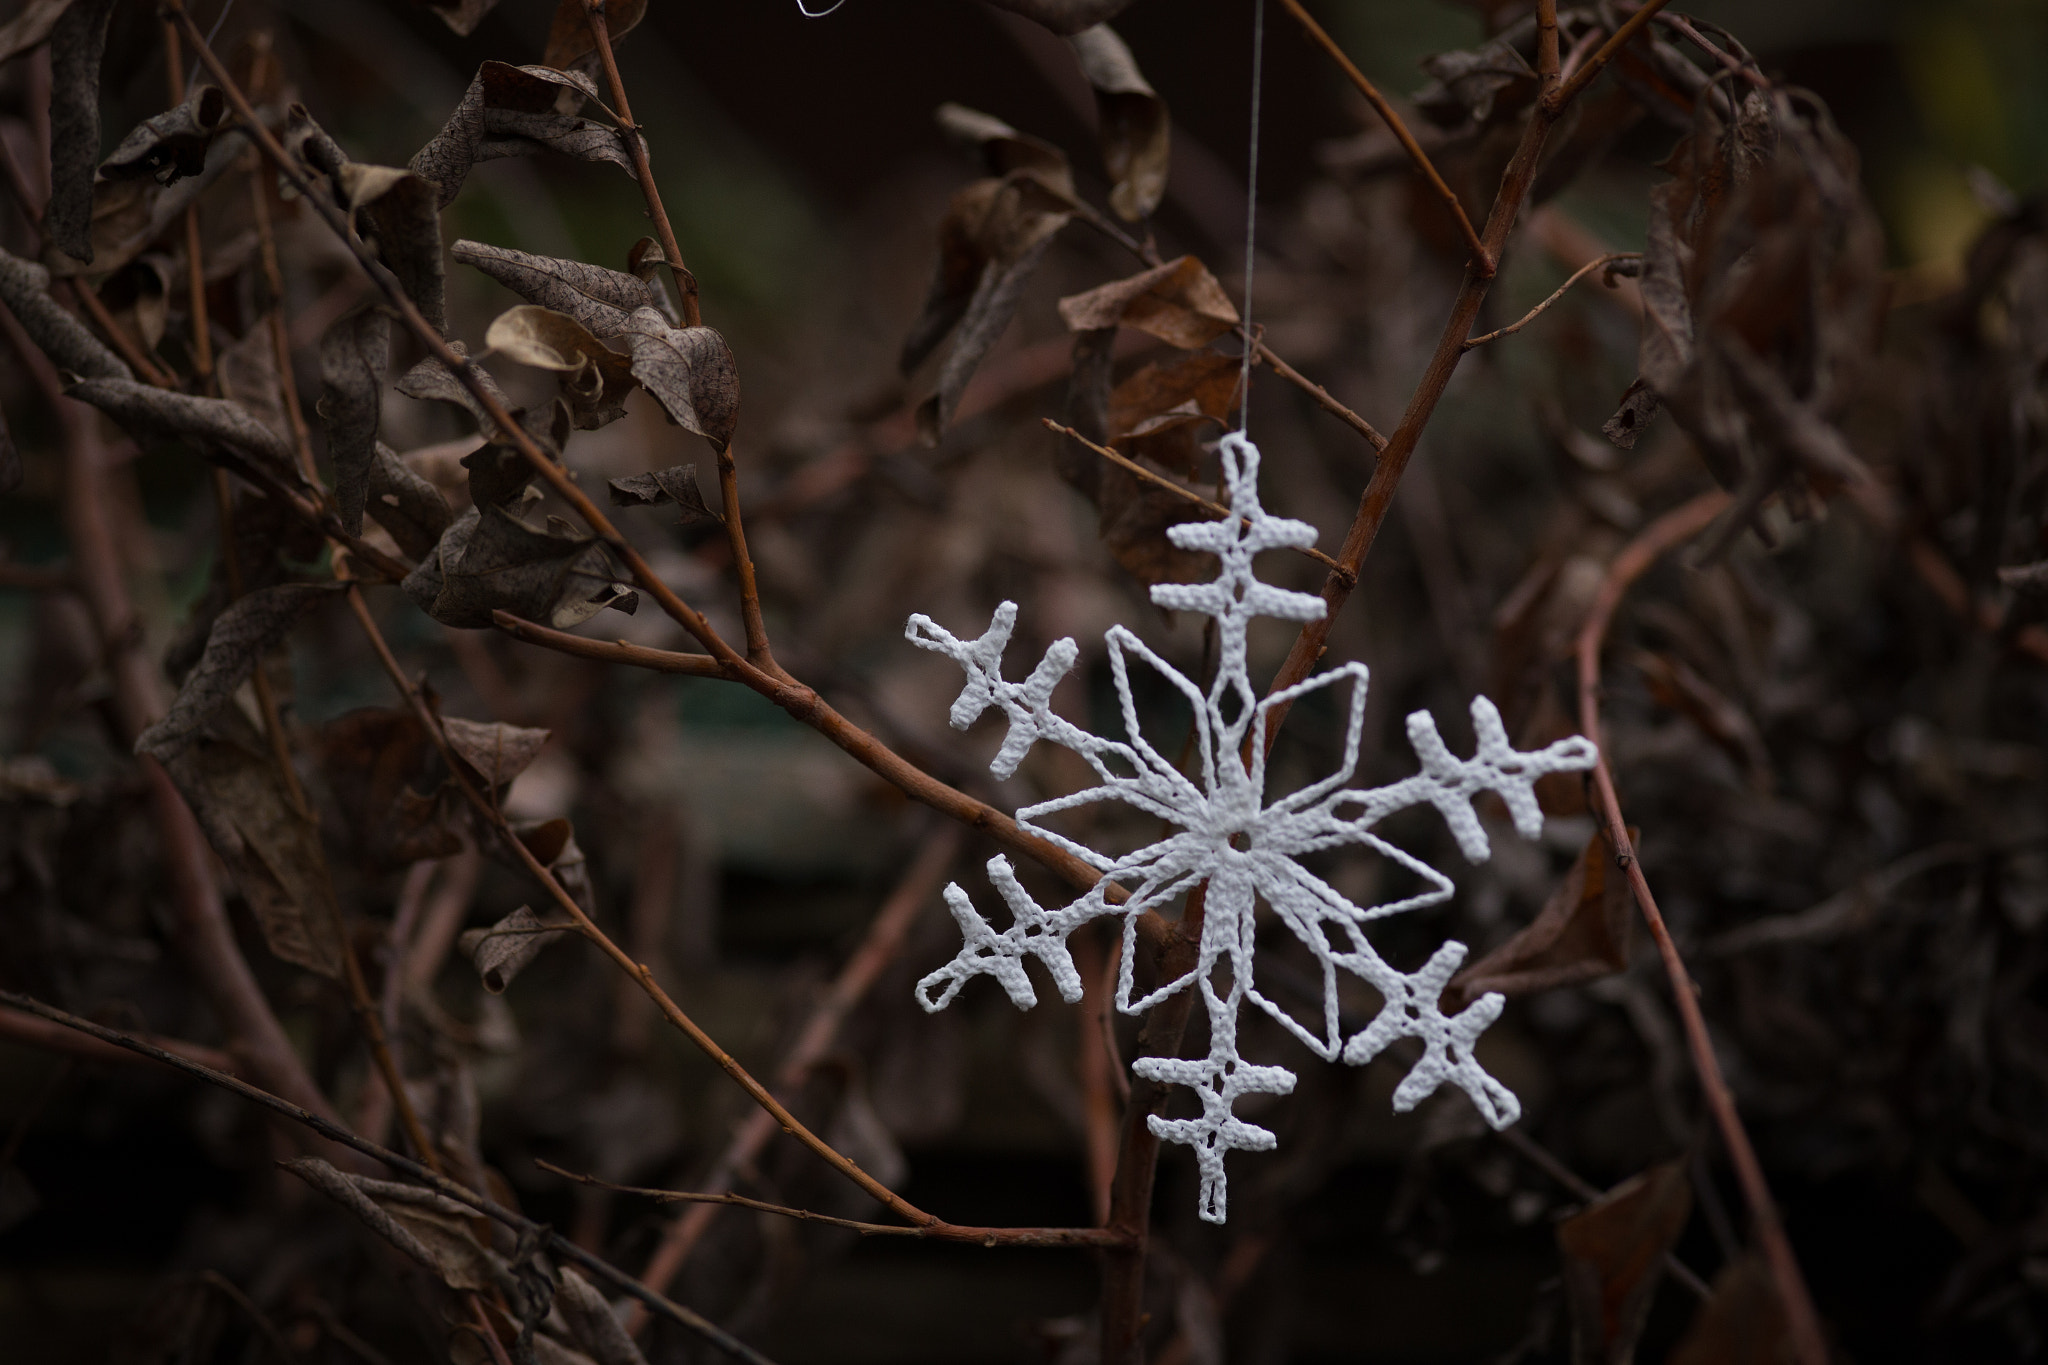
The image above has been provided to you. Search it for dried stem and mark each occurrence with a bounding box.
[580,0,699,327]
[1044,419,1345,572]
[1462,252,1642,349]
[1276,0,1492,273]
[0,988,777,1365]
[1573,489,1828,1365]
[544,1161,1124,1248]
[1548,0,1677,110]
[1252,335,1388,450]
[629,826,965,1318]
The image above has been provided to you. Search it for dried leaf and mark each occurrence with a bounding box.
[65,378,298,476]
[1446,829,1634,1010]
[0,246,128,380]
[542,0,646,73]
[606,464,720,524]
[1668,1253,1791,1365]
[411,62,628,209]
[1556,1162,1692,1365]
[395,343,513,430]
[461,400,569,508]
[315,708,466,870]
[318,307,391,536]
[485,304,636,429]
[94,254,172,353]
[419,0,500,36]
[97,84,229,187]
[460,904,573,994]
[337,165,446,334]
[1105,348,1240,473]
[612,310,740,451]
[146,586,337,756]
[45,0,117,262]
[451,239,665,337]
[903,107,1075,441]
[0,0,74,65]
[441,716,551,790]
[1414,25,1538,130]
[1096,461,1217,592]
[979,0,1139,36]
[283,1158,496,1292]
[1058,255,1238,349]
[403,504,635,630]
[1069,25,1169,221]
[368,442,454,561]
[214,323,290,447]
[554,1266,647,1365]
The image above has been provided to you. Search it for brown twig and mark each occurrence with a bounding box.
[629,826,965,1320]
[543,1160,1125,1248]
[1044,419,1346,573]
[1548,0,1677,111]
[0,1003,236,1073]
[1462,252,1642,349]
[0,988,777,1365]
[1573,489,1828,1365]
[1252,336,1389,450]
[580,0,699,328]
[1276,0,1492,273]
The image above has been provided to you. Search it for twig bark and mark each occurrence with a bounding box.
[1462,252,1642,349]
[1573,489,1829,1365]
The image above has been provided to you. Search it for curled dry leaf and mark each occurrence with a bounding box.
[1068,25,1169,222]
[395,343,514,432]
[1414,20,1539,130]
[283,1159,497,1292]
[462,400,570,508]
[1444,828,1635,1011]
[606,464,720,524]
[403,504,636,630]
[137,583,349,977]
[44,0,117,262]
[554,1265,648,1365]
[461,904,574,994]
[1058,254,1238,349]
[612,310,740,451]
[485,304,636,430]
[319,307,391,536]
[1604,87,1887,557]
[542,0,646,73]
[65,378,299,476]
[98,84,229,187]
[441,716,551,790]
[1556,1162,1693,1365]
[411,61,628,210]
[451,240,667,337]
[368,442,454,562]
[0,247,128,380]
[94,254,172,354]
[903,105,1077,442]
[1668,1253,1791,1365]
[337,164,447,334]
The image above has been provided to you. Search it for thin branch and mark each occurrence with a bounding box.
[1251,335,1388,449]
[1548,0,1678,111]
[0,1003,236,1073]
[630,826,965,1319]
[1573,490,1829,1365]
[1276,0,1492,273]
[1043,419,1346,573]
[1462,252,1642,349]
[0,989,776,1365]
[541,1160,1128,1249]
[580,0,699,327]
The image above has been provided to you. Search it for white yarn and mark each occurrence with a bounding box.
[906,433,1597,1222]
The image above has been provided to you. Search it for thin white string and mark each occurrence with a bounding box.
[796,0,850,14]
[1238,0,1265,433]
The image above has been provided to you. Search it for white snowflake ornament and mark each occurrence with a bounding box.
[906,433,1597,1222]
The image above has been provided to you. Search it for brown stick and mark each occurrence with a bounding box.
[1548,0,1677,111]
[1462,252,1642,349]
[1043,419,1345,573]
[544,1160,1124,1248]
[627,826,965,1320]
[1253,337,1389,450]
[580,0,699,328]
[1573,489,1828,1365]
[1276,0,1492,273]
[0,1003,237,1073]
[0,989,778,1365]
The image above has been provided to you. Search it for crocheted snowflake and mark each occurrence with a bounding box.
[906,433,1596,1222]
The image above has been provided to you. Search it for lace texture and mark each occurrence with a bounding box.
[906,433,1597,1222]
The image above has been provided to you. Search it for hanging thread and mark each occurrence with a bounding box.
[1238,0,1266,432]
